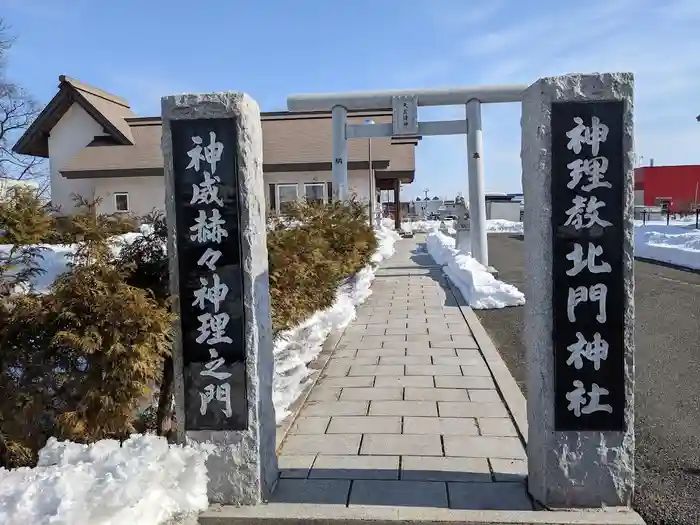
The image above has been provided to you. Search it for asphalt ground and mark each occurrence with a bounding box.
[473,233,700,525]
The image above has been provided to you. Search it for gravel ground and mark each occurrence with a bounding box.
[473,233,700,525]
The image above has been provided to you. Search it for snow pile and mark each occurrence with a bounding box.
[272,225,399,423]
[402,219,523,235]
[635,224,700,270]
[485,219,524,234]
[402,220,441,233]
[426,230,525,309]
[0,434,213,525]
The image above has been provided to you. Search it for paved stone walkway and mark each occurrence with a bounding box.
[274,238,532,510]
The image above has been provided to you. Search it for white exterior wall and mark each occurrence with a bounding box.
[263,170,372,211]
[487,201,521,221]
[634,190,644,206]
[48,103,106,214]
[93,176,165,216]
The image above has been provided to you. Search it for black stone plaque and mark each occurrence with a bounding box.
[551,101,626,431]
[170,118,247,431]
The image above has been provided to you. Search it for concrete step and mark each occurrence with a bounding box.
[198,503,646,525]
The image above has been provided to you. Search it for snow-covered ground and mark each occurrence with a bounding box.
[425,230,525,309]
[273,226,400,422]
[401,219,523,235]
[408,218,699,272]
[0,434,212,525]
[635,223,700,270]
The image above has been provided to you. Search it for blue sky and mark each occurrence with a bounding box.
[3,0,700,200]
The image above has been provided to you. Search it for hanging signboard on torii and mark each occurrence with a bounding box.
[392,95,419,136]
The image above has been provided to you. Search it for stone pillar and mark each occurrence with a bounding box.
[521,73,635,508]
[466,99,488,267]
[394,179,401,230]
[162,92,277,505]
[332,105,348,200]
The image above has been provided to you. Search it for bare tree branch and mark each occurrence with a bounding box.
[0,19,47,189]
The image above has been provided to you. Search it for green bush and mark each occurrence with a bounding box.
[0,197,173,468]
[267,200,377,331]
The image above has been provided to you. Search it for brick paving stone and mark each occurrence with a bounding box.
[282,434,362,455]
[478,417,519,437]
[289,416,331,434]
[469,389,502,403]
[406,347,457,357]
[278,455,316,479]
[355,348,407,358]
[271,478,351,505]
[318,376,374,388]
[301,401,368,417]
[454,349,484,359]
[326,416,401,434]
[386,327,429,335]
[385,320,410,328]
[310,454,400,480]
[406,365,462,376]
[445,324,474,335]
[443,436,526,459]
[489,458,528,481]
[322,362,352,377]
[435,375,496,389]
[360,434,442,456]
[348,364,405,376]
[349,480,448,508]
[379,355,432,365]
[373,375,434,388]
[364,335,408,344]
[404,387,469,401]
[328,350,379,367]
[369,400,438,417]
[406,311,430,318]
[461,364,492,377]
[307,387,342,402]
[402,416,479,436]
[401,456,491,482]
[339,387,403,401]
[338,340,384,350]
[332,347,358,358]
[277,239,531,503]
[432,355,483,367]
[438,401,508,418]
[447,481,533,510]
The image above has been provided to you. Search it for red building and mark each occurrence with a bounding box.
[634,165,700,211]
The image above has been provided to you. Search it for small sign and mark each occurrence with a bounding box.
[550,101,626,432]
[170,118,248,431]
[392,95,418,136]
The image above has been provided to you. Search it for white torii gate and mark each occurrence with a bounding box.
[287,85,526,267]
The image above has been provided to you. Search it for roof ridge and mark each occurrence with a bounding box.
[59,75,131,109]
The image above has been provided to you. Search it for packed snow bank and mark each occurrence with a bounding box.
[0,434,212,525]
[426,231,525,309]
[272,226,400,423]
[484,219,524,234]
[401,219,523,235]
[636,224,700,270]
